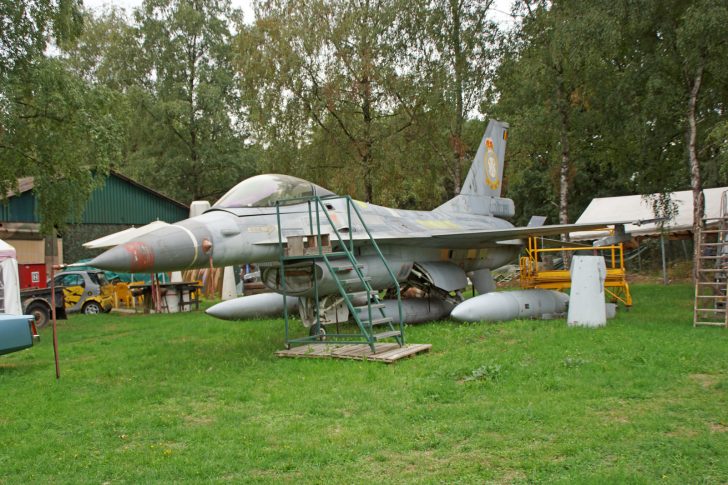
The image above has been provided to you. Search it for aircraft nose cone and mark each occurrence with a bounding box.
[90,242,147,272]
[90,225,207,273]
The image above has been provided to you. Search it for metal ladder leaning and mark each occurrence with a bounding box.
[694,190,728,327]
[275,195,404,351]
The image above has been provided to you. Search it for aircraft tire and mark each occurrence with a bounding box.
[309,325,326,341]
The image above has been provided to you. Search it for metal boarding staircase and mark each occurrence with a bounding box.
[275,195,404,352]
[694,191,728,327]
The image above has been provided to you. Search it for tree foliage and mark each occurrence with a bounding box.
[239,0,420,203]
[492,0,728,231]
[237,0,503,206]
[491,0,630,225]
[402,0,499,198]
[0,0,123,234]
[64,0,256,204]
[130,0,253,202]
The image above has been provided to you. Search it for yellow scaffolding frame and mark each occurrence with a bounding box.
[519,234,633,307]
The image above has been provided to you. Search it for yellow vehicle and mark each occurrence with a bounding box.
[52,270,114,314]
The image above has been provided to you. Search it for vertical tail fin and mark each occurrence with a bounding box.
[460,120,509,198]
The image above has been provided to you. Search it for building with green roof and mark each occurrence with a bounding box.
[0,171,189,287]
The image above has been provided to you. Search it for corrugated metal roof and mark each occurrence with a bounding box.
[5,177,34,198]
[0,172,189,225]
[573,187,728,239]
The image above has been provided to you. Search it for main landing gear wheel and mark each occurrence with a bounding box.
[309,325,326,340]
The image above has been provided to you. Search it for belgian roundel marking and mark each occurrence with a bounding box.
[484,138,499,190]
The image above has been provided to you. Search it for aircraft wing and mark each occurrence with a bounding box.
[369,222,625,248]
[253,222,626,249]
[432,222,621,245]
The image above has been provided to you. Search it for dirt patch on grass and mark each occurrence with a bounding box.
[611,415,631,424]
[183,414,215,426]
[709,422,728,433]
[370,448,493,477]
[496,469,527,484]
[666,427,699,438]
[597,408,631,424]
[689,373,720,389]
[594,393,683,426]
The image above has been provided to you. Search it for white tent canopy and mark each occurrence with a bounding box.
[0,239,23,314]
[0,239,16,259]
[83,220,170,249]
[573,187,728,240]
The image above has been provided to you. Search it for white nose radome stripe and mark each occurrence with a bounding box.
[174,225,200,267]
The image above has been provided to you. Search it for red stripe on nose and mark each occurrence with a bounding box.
[124,241,155,272]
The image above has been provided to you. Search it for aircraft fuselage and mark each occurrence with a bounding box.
[91,196,520,277]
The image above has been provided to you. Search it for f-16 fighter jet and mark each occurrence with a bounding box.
[90,120,616,326]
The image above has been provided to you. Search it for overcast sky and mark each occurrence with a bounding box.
[82,0,516,26]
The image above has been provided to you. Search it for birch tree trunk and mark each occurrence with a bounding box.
[557,80,571,269]
[688,65,704,280]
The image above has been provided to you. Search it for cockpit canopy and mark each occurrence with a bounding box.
[213,174,335,209]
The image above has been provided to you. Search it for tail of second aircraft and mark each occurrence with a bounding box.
[436,119,514,217]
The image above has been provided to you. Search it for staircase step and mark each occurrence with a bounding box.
[696,308,726,313]
[695,321,728,327]
[372,330,402,340]
[347,290,378,299]
[354,303,386,311]
[367,317,393,326]
[341,277,372,286]
[330,251,356,258]
[329,263,365,272]
[283,250,351,261]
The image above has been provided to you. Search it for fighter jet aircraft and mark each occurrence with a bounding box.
[90,120,617,327]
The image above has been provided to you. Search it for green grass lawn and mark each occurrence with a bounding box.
[2,284,728,483]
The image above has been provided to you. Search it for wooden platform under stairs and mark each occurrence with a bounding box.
[276,343,432,364]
